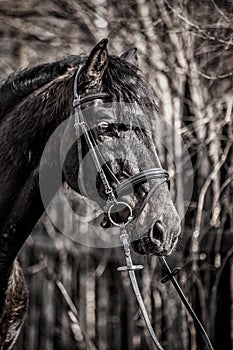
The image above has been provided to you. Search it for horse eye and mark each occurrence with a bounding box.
[97,121,110,132]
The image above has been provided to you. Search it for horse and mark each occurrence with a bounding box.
[0,39,181,349]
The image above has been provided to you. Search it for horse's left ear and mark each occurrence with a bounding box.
[83,39,108,83]
[120,48,138,67]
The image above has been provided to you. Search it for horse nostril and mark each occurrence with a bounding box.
[151,221,165,243]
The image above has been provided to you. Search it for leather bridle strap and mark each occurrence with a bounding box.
[135,177,168,217]
[74,110,116,203]
[116,168,169,197]
[118,224,164,350]
[73,67,117,203]
[73,93,110,107]
[159,257,214,350]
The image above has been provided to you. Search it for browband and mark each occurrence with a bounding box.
[73,92,110,108]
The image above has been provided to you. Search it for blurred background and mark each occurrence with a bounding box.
[0,0,232,349]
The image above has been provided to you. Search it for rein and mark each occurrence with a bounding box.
[73,68,214,350]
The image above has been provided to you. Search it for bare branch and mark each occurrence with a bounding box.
[210,0,231,23]
[165,1,233,46]
[196,70,233,80]
[194,141,232,239]
[56,280,97,350]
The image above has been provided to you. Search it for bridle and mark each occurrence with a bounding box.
[73,66,169,225]
[73,66,214,350]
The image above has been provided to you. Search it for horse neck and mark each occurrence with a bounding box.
[0,71,76,279]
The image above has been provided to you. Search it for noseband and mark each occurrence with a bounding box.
[72,67,214,350]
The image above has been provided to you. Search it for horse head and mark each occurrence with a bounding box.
[63,39,181,256]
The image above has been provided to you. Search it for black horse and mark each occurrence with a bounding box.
[0,39,180,349]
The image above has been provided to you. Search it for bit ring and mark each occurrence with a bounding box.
[108,201,133,227]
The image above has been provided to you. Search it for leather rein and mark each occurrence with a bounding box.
[73,67,214,350]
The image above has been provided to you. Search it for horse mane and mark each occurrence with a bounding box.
[0,55,82,118]
[0,54,158,125]
[104,55,158,112]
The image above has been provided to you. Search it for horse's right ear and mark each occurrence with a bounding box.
[83,39,108,84]
[120,48,138,67]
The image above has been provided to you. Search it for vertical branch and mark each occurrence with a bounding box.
[86,258,96,340]
[56,279,97,350]
[194,141,232,240]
